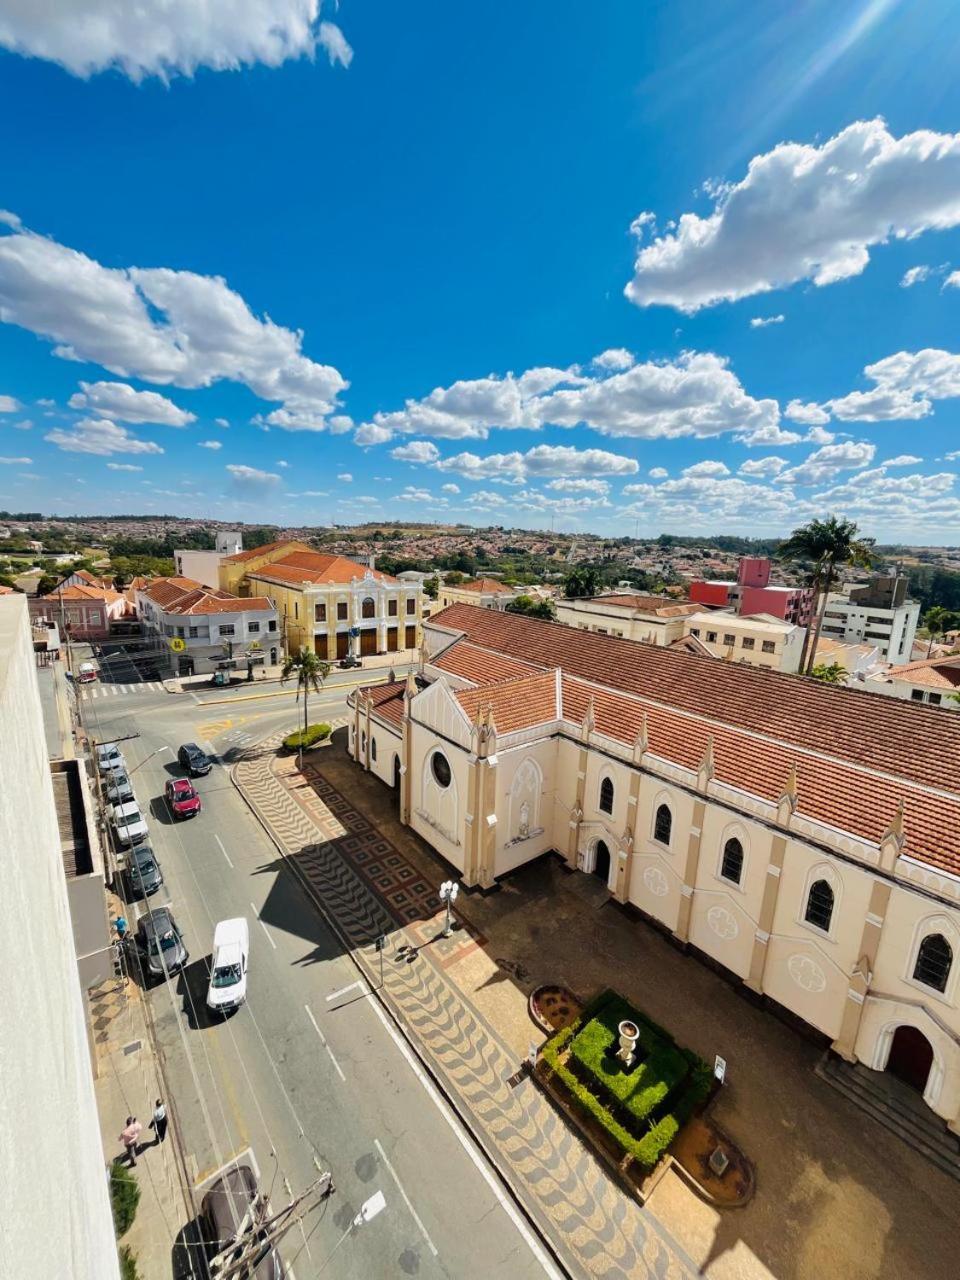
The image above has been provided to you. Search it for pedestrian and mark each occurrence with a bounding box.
[151,1098,168,1145]
[119,1116,142,1166]
[115,915,128,942]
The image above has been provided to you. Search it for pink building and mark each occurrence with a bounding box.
[688,557,813,625]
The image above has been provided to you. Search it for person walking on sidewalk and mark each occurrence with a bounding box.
[119,1116,142,1166]
[151,1099,168,1145]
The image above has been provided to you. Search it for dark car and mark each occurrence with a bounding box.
[338,655,362,669]
[127,843,163,898]
[199,1162,285,1279]
[177,742,212,776]
[132,906,188,983]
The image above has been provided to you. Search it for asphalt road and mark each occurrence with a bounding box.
[84,677,556,1280]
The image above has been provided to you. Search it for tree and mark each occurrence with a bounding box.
[423,575,439,600]
[809,661,847,685]
[563,566,600,599]
[923,605,956,657]
[281,647,332,741]
[777,516,874,675]
[443,571,466,586]
[36,572,62,596]
[505,595,556,620]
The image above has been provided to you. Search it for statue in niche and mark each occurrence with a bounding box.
[518,801,530,840]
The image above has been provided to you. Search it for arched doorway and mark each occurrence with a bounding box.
[593,839,611,885]
[393,755,402,789]
[886,1025,934,1094]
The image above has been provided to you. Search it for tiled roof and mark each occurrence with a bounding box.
[222,539,312,564]
[454,578,516,594]
[432,641,542,686]
[166,589,274,616]
[0,584,14,595]
[426,604,960,797]
[250,551,398,587]
[456,672,559,733]
[72,570,115,589]
[888,656,960,691]
[362,680,407,726]
[586,594,699,617]
[141,576,204,608]
[46,583,123,604]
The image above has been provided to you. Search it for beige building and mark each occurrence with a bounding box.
[683,608,805,673]
[349,602,960,1134]
[220,541,423,660]
[436,577,524,610]
[555,592,699,644]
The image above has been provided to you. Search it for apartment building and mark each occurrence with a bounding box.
[173,529,243,589]
[219,541,423,660]
[819,576,919,664]
[688,556,814,625]
[683,609,805,673]
[135,576,279,675]
[556,593,699,645]
[348,602,960,1135]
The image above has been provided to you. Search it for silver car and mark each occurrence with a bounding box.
[97,742,126,775]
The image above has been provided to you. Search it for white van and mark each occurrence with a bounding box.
[206,918,249,1014]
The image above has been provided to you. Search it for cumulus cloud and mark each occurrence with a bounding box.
[0,455,31,464]
[649,467,668,479]
[0,217,347,431]
[226,463,281,491]
[545,477,611,495]
[68,379,195,426]
[901,265,932,287]
[106,462,143,472]
[440,482,460,494]
[784,399,830,426]
[739,456,786,477]
[620,474,798,527]
[885,454,923,466]
[592,348,635,370]
[734,422,802,446]
[391,441,441,464]
[434,444,639,484]
[337,472,353,482]
[804,426,835,444]
[682,459,729,478]
[749,314,784,328]
[45,417,164,456]
[776,440,876,486]
[825,348,960,421]
[626,119,960,311]
[214,418,230,428]
[944,270,960,290]
[198,440,222,450]
[0,394,20,412]
[0,1,352,81]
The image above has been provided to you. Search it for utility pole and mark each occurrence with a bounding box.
[207,1169,334,1279]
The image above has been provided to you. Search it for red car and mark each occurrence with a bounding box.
[165,777,202,819]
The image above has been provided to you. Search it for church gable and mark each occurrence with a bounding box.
[411,677,473,749]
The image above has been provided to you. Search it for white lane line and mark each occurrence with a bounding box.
[362,984,564,1279]
[214,834,234,869]
[326,980,363,1002]
[304,1005,346,1082]
[250,902,277,949]
[374,1137,439,1257]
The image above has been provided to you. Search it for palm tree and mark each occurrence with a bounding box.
[924,605,955,657]
[281,647,332,739]
[777,516,875,675]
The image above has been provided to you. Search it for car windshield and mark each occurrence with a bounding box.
[149,929,178,955]
[136,859,156,876]
[177,785,196,799]
[211,964,242,988]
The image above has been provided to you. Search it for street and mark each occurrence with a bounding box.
[83,669,556,1280]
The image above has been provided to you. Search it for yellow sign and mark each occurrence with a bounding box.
[169,637,186,652]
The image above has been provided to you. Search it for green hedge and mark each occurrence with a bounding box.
[283,723,332,750]
[119,1245,141,1280]
[110,1162,140,1237]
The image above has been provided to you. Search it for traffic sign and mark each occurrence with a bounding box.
[169,637,186,653]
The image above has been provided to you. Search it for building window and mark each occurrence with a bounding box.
[294,602,299,620]
[164,625,174,637]
[248,621,260,633]
[188,627,199,639]
[431,751,452,788]
[913,934,953,993]
[315,603,326,622]
[910,689,924,701]
[337,601,348,621]
[219,624,235,637]
[804,879,834,932]
[388,599,398,617]
[741,637,755,650]
[929,692,943,706]
[268,620,277,632]
[653,803,672,845]
[89,610,102,625]
[361,596,376,619]
[723,633,735,645]
[371,738,377,761]
[176,626,185,638]
[690,628,700,637]
[599,776,614,815]
[761,640,776,654]
[720,837,744,885]
[406,598,416,615]
[706,631,717,643]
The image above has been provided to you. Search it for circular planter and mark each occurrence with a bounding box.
[529,984,583,1034]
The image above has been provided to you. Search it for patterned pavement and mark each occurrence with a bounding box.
[233,734,695,1280]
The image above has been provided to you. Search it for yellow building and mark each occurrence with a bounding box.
[219,542,423,661]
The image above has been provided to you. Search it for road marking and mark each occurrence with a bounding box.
[250,902,277,949]
[374,1137,439,1257]
[214,834,234,869]
[326,980,363,1002]
[362,984,564,1279]
[304,1005,346,1082]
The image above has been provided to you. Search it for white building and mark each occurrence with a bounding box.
[0,594,120,1279]
[136,575,280,676]
[868,655,960,709]
[173,529,243,590]
[555,593,699,645]
[819,576,919,664]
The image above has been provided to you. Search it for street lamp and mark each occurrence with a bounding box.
[439,880,459,938]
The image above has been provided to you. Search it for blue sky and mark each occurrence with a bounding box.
[3,0,960,539]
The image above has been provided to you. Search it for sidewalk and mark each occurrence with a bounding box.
[233,732,697,1280]
[168,650,417,694]
[91,896,195,1280]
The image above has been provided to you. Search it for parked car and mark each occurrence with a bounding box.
[177,742,212,776]
[338,655,362,669]
[132,907,188,984]
[96,742,126,775]
[104,772,135,809]
[206,918,249,1014]
[127,843,163,898]
[77,661,98,683]
[165,777,202,819]
[199,1161,285,1279]
[111,800,149,847]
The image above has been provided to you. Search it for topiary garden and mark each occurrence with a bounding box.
[282,723,332,751]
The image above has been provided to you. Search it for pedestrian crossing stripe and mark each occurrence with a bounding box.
[81,681,166,699]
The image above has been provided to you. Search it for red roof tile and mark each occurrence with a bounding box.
[456,672,559,733]
[222,539,312,563]
[433,642,542,686]
[250,551,398,587]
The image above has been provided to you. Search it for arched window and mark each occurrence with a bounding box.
[599,776,614,815]
[913,934,953,993]
[371,738,377,762]
[653,803,672,845]
[804,879,834,932]
[720,837,744,885]
[361,596,376,619]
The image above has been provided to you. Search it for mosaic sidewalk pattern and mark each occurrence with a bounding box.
[234,736,694,1280]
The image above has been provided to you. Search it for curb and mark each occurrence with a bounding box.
[197,672,402,708]
[229,735,575,1280]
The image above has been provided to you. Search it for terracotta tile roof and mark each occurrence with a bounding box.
[454,578,516,594]
[587,594,699,617]
[0,584,15,594]
[141,576,204,608]
[432,641,542,686]
[46,583,123,604]
[427,602,960,798]
[166,589,274,616]
[887,656,960,691]
[222,539,312,564]
[250,551,398,587]
[361,680,407,726]
[72,569,115,589]
[456,672,559,733]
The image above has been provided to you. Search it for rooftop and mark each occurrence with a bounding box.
[248,550,398,587]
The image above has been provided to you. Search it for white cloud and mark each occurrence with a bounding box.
[776,440,876,486]
[441,482,460,494]
[68,379,195,426]
[784,398,830,426]
[226,463,281,491]
[621,475,798,527]
[0,217,347,431]
[944,270,960,290]
[749,314,784,328]
[0,2,352,81]
[649,467,668,479]
[682,459,729,478]
[592,348,635,370]
[198,439,222,450]
[0,455,31,464]
[545,477,611,495]
[275,459,290,468]
[885,454,923,466]
[739,456,786,477]
[0,394,20,412]
[901,265,931,287]
[826,348,960,421]
[214,417,230,428]
[106,462,143,472]
[391,440,441,464]
[626,119,960,311]
[337,472,353,482]
[735,422,802,446]
[44,417,164,456]
[804,426,835,444]
[434,444,639,484]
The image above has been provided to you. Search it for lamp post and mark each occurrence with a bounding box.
[439,880,459,938]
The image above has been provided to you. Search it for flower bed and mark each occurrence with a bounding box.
[283,723,332,751]
[529,984,582,1034]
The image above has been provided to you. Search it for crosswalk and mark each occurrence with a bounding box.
[80,681,166,699]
